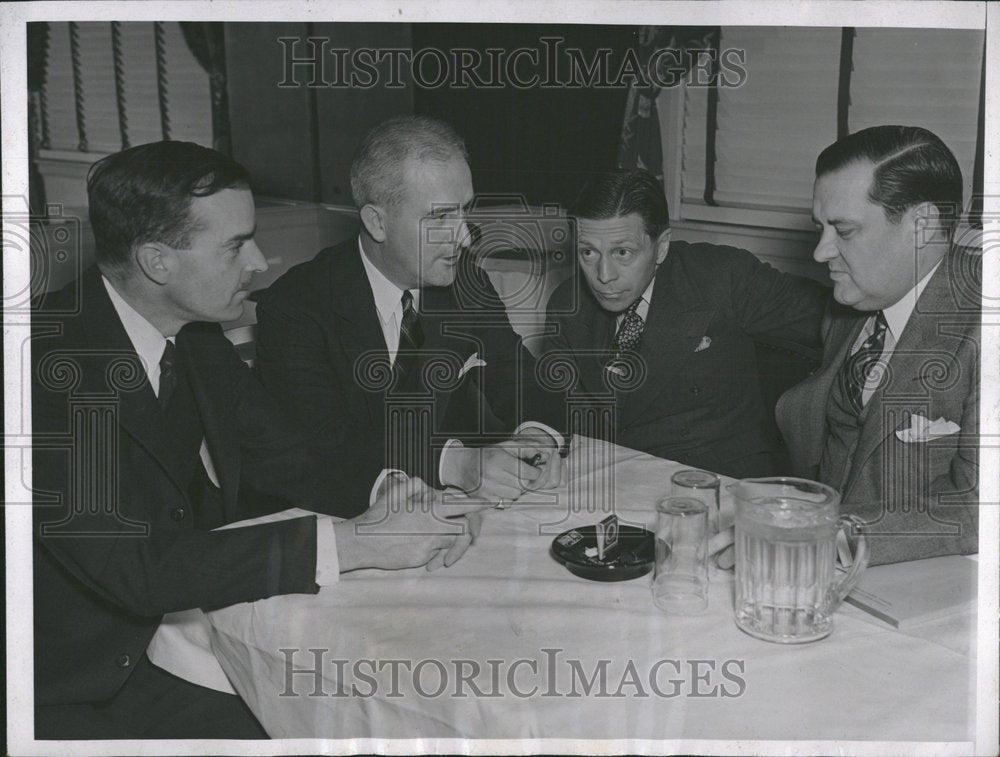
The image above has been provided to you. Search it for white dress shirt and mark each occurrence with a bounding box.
[101,277,340,585]
[359,238,420,366]
[615,275,655,331]
[357,240,564,486]
[849,261,940,407]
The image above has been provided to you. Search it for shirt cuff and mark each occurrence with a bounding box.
[315,517,340,586]
[513,421,565,450]
[369,468,409,506]
[438,438,465,487]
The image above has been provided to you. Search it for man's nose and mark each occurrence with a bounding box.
[813,229,837,263]
[456,219,474,250]
[243,240,268,273]
[596,255,617,284]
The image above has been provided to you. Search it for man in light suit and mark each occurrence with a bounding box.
[32,141,489,739]
[254,116,562,509]
[541,169,829,478]
[777,125,979,566]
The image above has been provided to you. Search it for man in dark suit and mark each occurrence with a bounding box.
[254,116,562,509]
[540,169,829,479]
[777,126,979,565]
[31,141,489,739]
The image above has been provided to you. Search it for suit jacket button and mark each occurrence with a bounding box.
[116,653,131,668]
[171,508,186,521]
[691,387,700,395]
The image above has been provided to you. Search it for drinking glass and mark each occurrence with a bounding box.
[671,469,720,533]
[652,497,709,614]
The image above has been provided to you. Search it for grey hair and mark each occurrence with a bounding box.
[350,115,468,209]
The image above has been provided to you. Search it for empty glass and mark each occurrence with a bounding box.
[671,469,721,533]
[652,497,709,615]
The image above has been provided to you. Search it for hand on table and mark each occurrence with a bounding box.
[334,476,492,572]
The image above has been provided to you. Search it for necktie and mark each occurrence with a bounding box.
[614,298,645,355]
[839,310,888,414]
[394,290,424,382]
[158,341,178,411]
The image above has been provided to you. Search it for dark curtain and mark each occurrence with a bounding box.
[616,26,716,185]
[411,24,636,209]
[180,22,232,155]
[27,22,50,213]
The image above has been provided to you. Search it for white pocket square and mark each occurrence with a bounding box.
[895,414,960,443]
[459,352,487,378]
[694,336,712,353]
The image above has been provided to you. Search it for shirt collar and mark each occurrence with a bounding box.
[102,275,170,390]
[881,260,940,343]
[616,275,656,323]
[358,237,419,326]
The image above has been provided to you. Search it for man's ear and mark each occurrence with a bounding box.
[911,201,944,248]
[654,228,672,265]
[134,243,172,285]
[360,204,387,243]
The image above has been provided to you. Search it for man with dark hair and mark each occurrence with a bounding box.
[32,140,489,739]
[254,116,563,509]
[777,125,979,565]
[541,168,829,478]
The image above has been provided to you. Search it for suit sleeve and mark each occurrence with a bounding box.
[31,362,321,617]
[725,247,829,352]
[253,290,378,509]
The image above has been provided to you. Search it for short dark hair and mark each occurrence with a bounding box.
[570,169,671,240]
[815,125,963,234]
[350,116,468,210]
[87,140,251,271]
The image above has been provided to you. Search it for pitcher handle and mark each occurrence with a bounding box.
[834,514,869,603]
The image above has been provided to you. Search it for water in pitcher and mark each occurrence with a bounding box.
[734,495,839,642]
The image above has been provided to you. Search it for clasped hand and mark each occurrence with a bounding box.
[441,432,563,502]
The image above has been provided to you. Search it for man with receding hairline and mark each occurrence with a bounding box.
[255,115,564,510]
[778,125,980,566]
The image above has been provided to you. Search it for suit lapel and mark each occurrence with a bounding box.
[844,260,957,497]
[621,268,715,424]
[329,245,392,429]
[178,326,243,519]
[78,271,190,498]
[560,289,616,398]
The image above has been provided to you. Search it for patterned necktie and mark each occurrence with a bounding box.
[839,310,888,414]
[614,298,645,355]
[158,341,178,411]
[394,290,424,381]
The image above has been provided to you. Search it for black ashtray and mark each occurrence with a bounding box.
[550,524,656,582]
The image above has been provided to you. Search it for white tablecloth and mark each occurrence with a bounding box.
[156,436,977,743]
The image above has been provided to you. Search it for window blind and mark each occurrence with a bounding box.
[41,21,213,154]
[683,27,841,214]
[677,26,984,224]
[850,28,983,217]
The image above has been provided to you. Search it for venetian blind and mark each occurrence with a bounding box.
[41,21,213,154]
[678,26,984,223]
[850,27,983,218]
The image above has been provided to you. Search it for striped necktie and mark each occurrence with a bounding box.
[394,290,424,382]
[839,310,888,414]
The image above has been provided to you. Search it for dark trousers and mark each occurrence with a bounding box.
[35,653,268,740]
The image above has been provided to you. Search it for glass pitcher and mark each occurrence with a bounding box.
[729,477,868,643]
